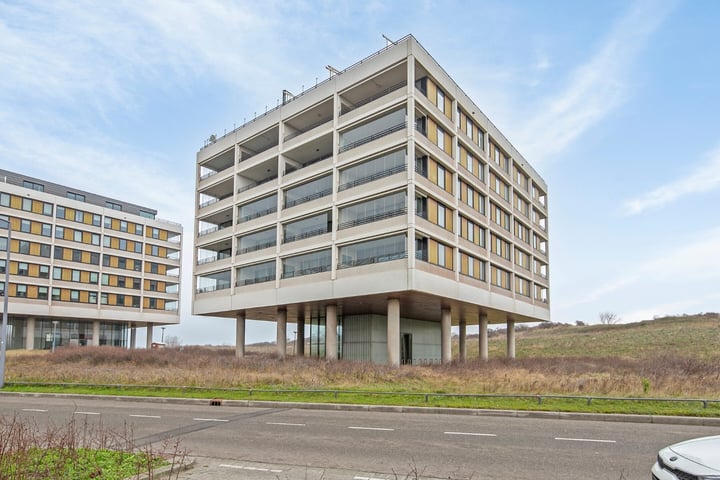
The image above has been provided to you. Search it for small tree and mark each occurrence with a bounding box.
[165,335,182,348]
[598,311,619,325]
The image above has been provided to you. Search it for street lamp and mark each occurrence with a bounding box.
[0,218,10,389]
[51,320,59,353]
[161,326,165,343]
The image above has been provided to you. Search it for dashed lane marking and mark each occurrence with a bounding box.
[130,414,161,419]
[348,426,394,431]
[22,409,48,412]
[73,411,101,415]
[266,422,306,426]
[444,431,497,437]
[220,464,283,473]
[193,418,229,422]
[555,437,616,444]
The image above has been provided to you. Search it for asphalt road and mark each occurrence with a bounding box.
[1,395,717,480]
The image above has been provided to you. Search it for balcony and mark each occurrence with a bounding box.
[339,122,406,153]
[337,207,407,230]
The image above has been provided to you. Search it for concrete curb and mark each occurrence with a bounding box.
[3,391,720,426]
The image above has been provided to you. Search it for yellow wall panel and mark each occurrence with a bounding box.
[428,239,438,263]
[10,196,21,209]
[427,80,437,105]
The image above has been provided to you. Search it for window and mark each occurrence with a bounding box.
[56,206,65,219]
[139,210,155,219]
[71,270,81,282]
[92,214,101,227]
[339,150,406,191]
[150,245,159,256]
[55,226,65,239]
[338,234,407,268]
[70,290,80,302]
[282,249,332,278]
[19,240,30,254]
[437,126,445,151]
[103,236,111,247]
[74,210,83,223]
[0,193,8,207]
[53,267,62,280]
[148,280,157,291]
[132,278,141,290]
[283,175,333,208]
[491,265,511,289]
[0,259,5,274]
[22,198,32,212]
[40,244,51,258]
[149,263,159,274]
[101,274,109,285]
[106,201,122,211]
[23,180,44,192]
[72,249,81,262]
[89,292,97,304]
[437,164,446,190]
[119,239,127,251]
[118,258,126,269]
[52,288,61,301]
[100,293,108,305]
[41,223,52,237]
[151,228,160,239]
[120,221,128,233]
[20,219,31,233]
[73,230,82,243]
[18,262,29,276]
[437,204,446,228]
[42,203,52,216]
[134,242,142,254]
[66,192,85,202]
[136,224,144,235]
[16,284,27,297]
[437,89,445,113]
[89,272,98,284]
[104,217,112,229]
[338,191,407,230]
[116,294,125,306]
[38,286,48,300]
[90,252,100,265]
[91,234,100,246]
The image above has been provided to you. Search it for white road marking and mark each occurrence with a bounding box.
[348,426,395,431]
[220,464,282,473]
[266,422,306,426]
[355,476,387,480]
[444,431,497,437]
[74,411,101,415]
[129,414,161,419]
[555,437,616,444]
[22,408,48,412]
[193,418,229,422]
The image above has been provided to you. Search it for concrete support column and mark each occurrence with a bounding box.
[25,317,35,351]
[129,326,137,350]
[146,323,154,349]
[506,318,516,359]
[92,320,100,347]
[387,298,400,367]
[235,313,246,358]
[325,305,337,361]
[296,312,305,357]
[277,309,287,358]
[479,314,488,361]
[441,308,452,365]
[458,319,466,362]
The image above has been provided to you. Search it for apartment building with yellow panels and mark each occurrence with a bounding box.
[193,35,549,365]
[0,169,182,350]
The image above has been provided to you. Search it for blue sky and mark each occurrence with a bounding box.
[2,0,719,345]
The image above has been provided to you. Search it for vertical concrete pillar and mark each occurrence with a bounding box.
[387,298,400,367]
[479,313,488,361]
[326,305,337,361]
[458,319,466,362]
[129,326,137,350]
[506,318,516,359]
[235,312,246,358]
[146,323,154,349]
[25,317,35,350]
[441,308,452,364]
[92,320,100,347]
[277,309,287,358]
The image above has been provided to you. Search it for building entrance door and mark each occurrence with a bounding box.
[401,333,412,365]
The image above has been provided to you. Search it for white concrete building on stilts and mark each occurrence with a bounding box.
[192,35,550,365]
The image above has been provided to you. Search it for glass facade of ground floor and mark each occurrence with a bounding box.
[3,316,128,350]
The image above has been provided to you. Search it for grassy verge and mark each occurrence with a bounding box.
[0,415,188,480]
[4,383,719,418]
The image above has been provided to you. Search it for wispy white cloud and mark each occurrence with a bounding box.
[623,143,720,215]
[560,226,720,309]
[517,0,678,163]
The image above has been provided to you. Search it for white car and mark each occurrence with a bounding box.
[652,435,720,479]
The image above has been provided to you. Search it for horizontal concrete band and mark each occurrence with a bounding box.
[2,391,719,427]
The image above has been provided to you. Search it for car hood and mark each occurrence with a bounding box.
[670,435,720,471]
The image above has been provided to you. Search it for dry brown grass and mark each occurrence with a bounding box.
[5,313,720,398]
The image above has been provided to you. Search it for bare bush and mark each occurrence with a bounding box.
[598,311,620,325]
